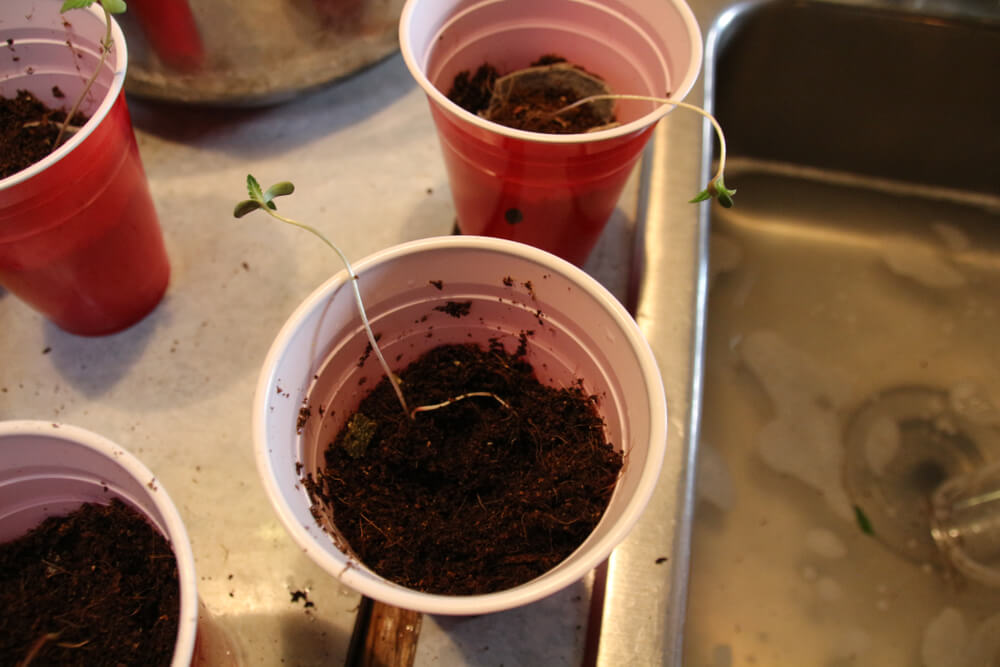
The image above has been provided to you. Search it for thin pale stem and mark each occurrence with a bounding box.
[259,207,411,418]
[55,4,112,148]
[410,392,510,419]
[17,632,61,667]
[557,94,728,187]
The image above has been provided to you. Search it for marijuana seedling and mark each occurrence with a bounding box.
[55,0,127,148]
[556,94,737,208]
[234,175,410,417]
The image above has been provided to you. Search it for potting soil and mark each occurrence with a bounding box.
[0,89,86,179]
[0,499,180,666]
[304,338,623,595]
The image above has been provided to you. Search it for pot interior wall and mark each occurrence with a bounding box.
[0,430,171,542]
[420,0,673,126]
[0,2,117,114]
[300,277,645,575]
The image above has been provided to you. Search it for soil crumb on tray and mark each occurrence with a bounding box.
[0,499,180,666]
[305,340,623,595]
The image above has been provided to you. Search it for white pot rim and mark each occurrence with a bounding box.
[0,4,128,190]
[399,0,703,145]
[253,235,667,615]
[0,419,198,667]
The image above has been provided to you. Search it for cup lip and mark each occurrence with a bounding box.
[399,0,703,145]
[0,419,198,667]
[0,4,128,191]
[253,235,667,615]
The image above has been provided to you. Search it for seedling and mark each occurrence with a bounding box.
[234,175,411,417]
[456,60,736,208]
[236,177,519,430]
[54,0,127,148]
[554,94,736,208]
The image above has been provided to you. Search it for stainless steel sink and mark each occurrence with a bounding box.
[686,1,1000,664]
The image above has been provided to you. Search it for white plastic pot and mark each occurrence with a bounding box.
[0,420,198,666]
[254,236,667,615]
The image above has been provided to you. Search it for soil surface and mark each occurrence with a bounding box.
[0,499,180,666]
[448,55,615,134]
[0,89,84,180]
[305,339,623,595]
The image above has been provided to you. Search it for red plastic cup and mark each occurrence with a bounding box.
[400,0,702,265]
[128,0,205,73]
[0,1,169,336]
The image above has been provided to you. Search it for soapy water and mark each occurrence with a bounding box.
[950,380,1000,427]
[698,210,1000,663]
[709,233,743,289]
[922,608,1000,667]
[695,440,735,513]
[881,233,966,289]
[738,329,855,520]
[733,331,1000,662]
[931,222,972,253]
[804,527,848,559]
[864,416,901,477]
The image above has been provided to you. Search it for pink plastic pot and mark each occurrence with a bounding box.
[0,420,241,666]
[0,421,198,666]
[0,0,169,336]
[254,236,667,615]
[400,0,702,265]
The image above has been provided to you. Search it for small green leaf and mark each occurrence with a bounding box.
[61,0,95,11]
[101,0,127,13]
[718,189,735,208]
[62,0,126,12]
[714,177,737,205]
[689,189,712,204]
[690,178,737,208]
[233,200,262,218]
[265,181,295,201]
[341,413,377,459]
[246,174,265,203]
[244,176,296,212]
[854,505,875,536]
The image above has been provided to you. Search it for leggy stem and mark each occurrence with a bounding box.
[254,207,411,418]
[55,4,112,148]
[556,94,734,206]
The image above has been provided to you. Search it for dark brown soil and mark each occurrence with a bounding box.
[448,64,498,118]
[0,89,85,179]
[447,55,615,134]
[304,339,623,596]
[0,499,180,666]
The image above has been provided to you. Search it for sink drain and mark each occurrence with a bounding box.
[843,386,996,565]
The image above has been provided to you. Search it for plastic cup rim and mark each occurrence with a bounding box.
[398,0,703,145]
[0,4,128,191]
[0,419,198,667]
